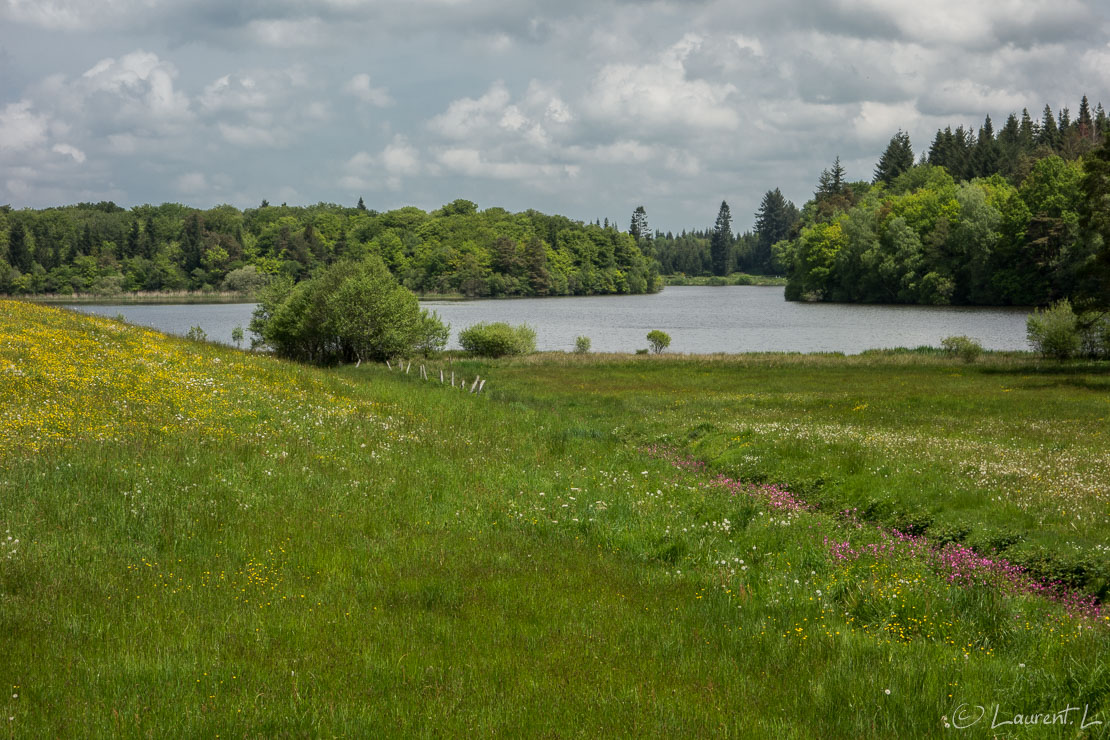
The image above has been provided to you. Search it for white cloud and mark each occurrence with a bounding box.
[217,122,287,148]
[343,73,392,106]
[583,34,740,133]
[175,172,208,193]
[382,135,420,176]
[246,18,328,48]
[51,143,86,162]
[0,101,49,151]
[437,148,578,181]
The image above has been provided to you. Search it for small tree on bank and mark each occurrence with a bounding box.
[250,257,448,364]
[646,330,671,354]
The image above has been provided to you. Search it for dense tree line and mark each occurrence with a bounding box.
[779,96,1110,307]
[639,190,799,277]
[0,199,661,298]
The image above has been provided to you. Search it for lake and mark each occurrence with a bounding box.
[68,286,1033,354]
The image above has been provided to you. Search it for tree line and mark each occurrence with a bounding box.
[629,189,801,277]
[0,198,661,298]
[776,96,1110,307]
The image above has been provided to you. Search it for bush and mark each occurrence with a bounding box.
[185,325,208,342]
[635,348,649,355]
[940,335,983,363]
[249,257,447,364]
[458,322,537,358]
[646,329,671,354]
[1026,300,1081,359]
[574,336,591,354]
[220,265,272,296]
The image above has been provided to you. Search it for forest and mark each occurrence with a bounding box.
[774,97,1110,306]
[643,96,1110,308]
[0,198,661,298]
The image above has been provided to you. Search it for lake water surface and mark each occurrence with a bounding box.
[69,286,1033,354]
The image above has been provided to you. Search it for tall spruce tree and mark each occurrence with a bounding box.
[1079,130,1110,309]
[972,115,999,178]
[710,200,732,276]
[753,189,798,273]
[629,206,649,244]
[1038,105,1059,149]
[873,131,914,185]
[1078,96,1095,140]
[7,221,31,273]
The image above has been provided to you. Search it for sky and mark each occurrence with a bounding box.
[1,0,1109,233]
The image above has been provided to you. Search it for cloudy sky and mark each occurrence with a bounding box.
[1,0,1108,232]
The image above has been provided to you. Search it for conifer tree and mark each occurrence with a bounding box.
[1078,96,1095,140]
[710,201,732,276]
[873,131,914,185]
[7,221,31,272]
[1038,105,1059,149]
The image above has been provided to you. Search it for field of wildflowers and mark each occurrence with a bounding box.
[1,300,1108,737]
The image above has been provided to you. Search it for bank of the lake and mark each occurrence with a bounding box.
[69,285,1035,354]
[26,290,255,305]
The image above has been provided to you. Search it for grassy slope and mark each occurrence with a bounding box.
[1,301,1108,738]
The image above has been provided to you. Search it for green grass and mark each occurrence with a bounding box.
[1,301,1108,737]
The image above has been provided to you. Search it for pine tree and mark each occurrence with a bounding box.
[873,130,914,185]
[972,115,999,178]
[1019,108,1036,151]
[1078,96,1094,140]
[710,201,732,276]
[1096,104,1108,136]
[997,113,1022,176]
[753,189,799,273]
[357,196,367,211]
[1038,105,1059,149]
[7,221,31,273]
[126,220,141,259]
[629,206,649,244]
[1079,130,1110,309]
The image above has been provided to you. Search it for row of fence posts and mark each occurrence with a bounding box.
[384,359,486,394]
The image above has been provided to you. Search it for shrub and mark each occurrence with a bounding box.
[646,329,671,354]
[574,336,591,354]
[231,326,244,349]
[458,322,537,358]
[249,257,447,364]
[185,325,208,342]
[220,265,272,296]
[1026,300,1081,359]
[940,335,983,363]
[635,348,649,355]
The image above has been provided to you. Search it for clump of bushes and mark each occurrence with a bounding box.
[458,322,537,358]
[1027,300,1082,359]
[1026,299,1110,359]
[574,336,591,354]
[940,335,983,363]
[250,257,448,364]
[646,330,671,354]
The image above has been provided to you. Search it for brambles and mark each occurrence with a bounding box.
[646,330,671,354]
[940,335,983,363]
[458,322,536,358]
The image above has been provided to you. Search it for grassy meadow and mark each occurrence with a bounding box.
[1,300,1108,737]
